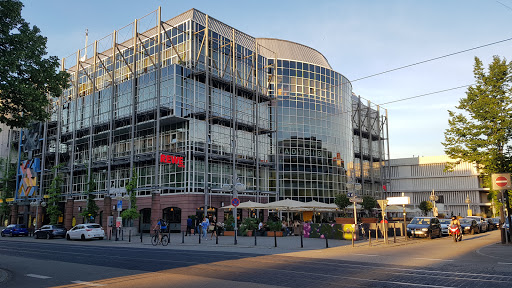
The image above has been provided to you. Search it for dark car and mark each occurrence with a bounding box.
[459,218,479,234]
[1,224,29,237]
[407,217,442,239]
[485,218,498,230]
[34,224,67,239]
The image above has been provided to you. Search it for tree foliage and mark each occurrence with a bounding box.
[46,165,64,224]
[419,201,433,216]
[334,193,350,210]
[0,0,69,130]
[121,170,140,224]
[362,195,377,214]
[443,55,512,211]
[0,158,15,223]
[79,177,99,222]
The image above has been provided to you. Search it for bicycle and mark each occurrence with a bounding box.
[151,229,169,246]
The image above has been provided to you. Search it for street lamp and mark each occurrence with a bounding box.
[30,198,46,230]
[465,194,471,216]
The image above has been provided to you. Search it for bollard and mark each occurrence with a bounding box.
[140,230,143,243]
[325,235,329,248]
[115,228,118,241]
[254,229,257,246]
[216,230,218,245]
[375,224,379,242]
[121,229,124,241]
[300,228,304,248]
[168,232,171,245]
[393,223,396,243]
[352,230,354,247]
[369,229,372,247]
[129,230,131,243]
[274,231,277,247]
[182,231,185,244]
[199,231,201,244]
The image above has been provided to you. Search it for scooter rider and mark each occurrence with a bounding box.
[450,216,460,231]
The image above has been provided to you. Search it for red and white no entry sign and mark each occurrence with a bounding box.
[492,173,512,190]
[496,176,508,187]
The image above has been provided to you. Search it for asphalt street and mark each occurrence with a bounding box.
[0,230,510,287]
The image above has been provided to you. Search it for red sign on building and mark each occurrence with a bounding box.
[160,154,185,168]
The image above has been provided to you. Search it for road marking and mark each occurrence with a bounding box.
[498,262,512,265]
[354,253,379,257]
[26,274,52,279]
[414,257,454,262]
[71,280,105,286]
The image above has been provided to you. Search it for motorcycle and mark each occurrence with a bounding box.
[449,224,462,242]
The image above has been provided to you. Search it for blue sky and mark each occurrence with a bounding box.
[20,0,512,159]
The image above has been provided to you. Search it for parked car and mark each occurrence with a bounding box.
[485,218,498,230]
[439,219,451,236]
[66,224,105,240]
[467,216,488,233]
[492,217,502,229]
[407,217,442,239]
[1,224,29,237]
[459,218,479,234]
[34,224,67,239]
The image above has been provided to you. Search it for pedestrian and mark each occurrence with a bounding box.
[185,216,193,236]
[201,217,209,240]
[210,216,217,239]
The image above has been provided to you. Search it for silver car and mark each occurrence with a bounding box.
[439,219,451,236]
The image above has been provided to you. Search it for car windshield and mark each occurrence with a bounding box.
[86,224,101,229]
[460,219,472,224]
[439,219,451,224]
[410,218,430,225]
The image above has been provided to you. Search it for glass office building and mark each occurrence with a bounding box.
[10,8,388,230]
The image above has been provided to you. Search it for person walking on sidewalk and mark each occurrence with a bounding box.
[210,216,217,239]
[185,216,193,236]
[201,217,209,240]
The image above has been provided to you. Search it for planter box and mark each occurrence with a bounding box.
[267,231,283,237]
[224,231,235,236]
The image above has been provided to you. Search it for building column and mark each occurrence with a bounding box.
[10,203,18,225]
[64,198,74,230]
[36,206,44,229]
[150,193,161,230]
[103,196,112,228]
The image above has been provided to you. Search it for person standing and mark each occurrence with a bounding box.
[185,216,193,236]
[210,216,217,239]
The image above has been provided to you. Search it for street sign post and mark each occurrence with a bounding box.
[492,173,512,244]
[347,192,354,198]
[231,198,240,207]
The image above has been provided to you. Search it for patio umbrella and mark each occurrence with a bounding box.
[220,200,268,210]
[265,199,306,211]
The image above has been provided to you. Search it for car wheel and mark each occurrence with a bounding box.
[81,234,85,241]
[1,232,4,237]
[34,233,38,239]
[66,234,71,241]
[429,232,433,239]
[46,233,51,240]
[470,228,475,235]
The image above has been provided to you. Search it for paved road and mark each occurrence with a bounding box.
[0,230,510,287]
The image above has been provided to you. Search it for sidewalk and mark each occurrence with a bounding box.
[0,229,423,255]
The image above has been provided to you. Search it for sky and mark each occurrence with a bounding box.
[19,0,512,159]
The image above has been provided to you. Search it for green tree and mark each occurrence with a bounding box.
[419,201,433,216]
[45,165,64,224]
[121,170,140,226]
[443,55,512,212]
[0,0,69,130]
[362,196,377,215]
[0,158,15,225]
[334,193,350,210]
[79,178,99,223]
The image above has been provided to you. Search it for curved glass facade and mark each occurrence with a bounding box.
[268,57,353,203]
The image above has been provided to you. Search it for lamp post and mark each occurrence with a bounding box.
[465,194,471,216]
[346,182,362,239]
[30,198,46,231]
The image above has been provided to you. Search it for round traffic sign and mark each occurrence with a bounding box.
[231,198,240,207]
[496,176,508,187]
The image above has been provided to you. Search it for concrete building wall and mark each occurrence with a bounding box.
[388,155,490,217]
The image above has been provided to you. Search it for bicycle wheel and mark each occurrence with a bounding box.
[151,235,158,246]
[161,235,169,246]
